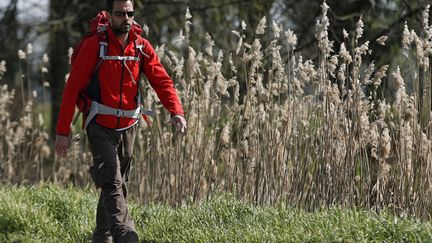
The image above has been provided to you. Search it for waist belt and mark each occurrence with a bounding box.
[84,101,154,129]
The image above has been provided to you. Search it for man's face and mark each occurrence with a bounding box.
[110,0,134,34]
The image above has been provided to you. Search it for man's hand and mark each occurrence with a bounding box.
[55,135,70,157]
[171,115,187,133]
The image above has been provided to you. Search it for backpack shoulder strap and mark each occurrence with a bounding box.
[134,38,144,106]
[133,38,153,126]
[135,38,150,60]
[91,31,108,75]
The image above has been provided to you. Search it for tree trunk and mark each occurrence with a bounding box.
[48,0,72,137]
[0,0,19,87]
[47,1,104,137]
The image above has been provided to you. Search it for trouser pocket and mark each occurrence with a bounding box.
[89,160,117,188]
[86,122,121,188]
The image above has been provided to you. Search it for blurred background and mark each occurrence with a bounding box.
[0,0,429,135]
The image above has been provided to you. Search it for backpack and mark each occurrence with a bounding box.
[71,11,149,126]
[71,11,109,118]
[70,11,110,67]
[71,11,144,67]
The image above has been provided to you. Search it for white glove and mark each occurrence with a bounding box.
[171,115,187,133]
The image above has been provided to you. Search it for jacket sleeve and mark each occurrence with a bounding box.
[142,39,184,116]
[56,38,99,136]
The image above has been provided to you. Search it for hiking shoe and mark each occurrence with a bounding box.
[123,231,139,243]
[92,230,112,243]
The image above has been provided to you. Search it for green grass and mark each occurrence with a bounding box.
[0,184,431,242]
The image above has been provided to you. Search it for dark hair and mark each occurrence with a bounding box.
[106,0,134,12]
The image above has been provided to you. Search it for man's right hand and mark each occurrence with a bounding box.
[55,135,70,157]
[171,115,187,133]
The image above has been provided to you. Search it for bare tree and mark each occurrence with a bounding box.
[47,1,104,137]
[0,0,19,86]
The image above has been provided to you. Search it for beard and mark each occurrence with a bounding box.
[112,21,131,35]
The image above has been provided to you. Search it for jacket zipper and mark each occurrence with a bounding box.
[117,47,125,128]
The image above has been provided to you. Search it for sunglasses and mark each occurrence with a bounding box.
[112,11,134,18]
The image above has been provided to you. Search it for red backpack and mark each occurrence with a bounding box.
[71,11,110,67]
[71,11,144,67]
[71,11,148,125]
[71,11,110,117]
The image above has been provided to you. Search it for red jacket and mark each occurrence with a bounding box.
[56,26,184,136]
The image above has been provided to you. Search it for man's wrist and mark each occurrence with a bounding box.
[56,133,70,137]
[171,113,184,117]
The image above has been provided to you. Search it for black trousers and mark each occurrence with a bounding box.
[86,122,138,243]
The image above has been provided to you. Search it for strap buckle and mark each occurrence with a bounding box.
[116,109,125,117]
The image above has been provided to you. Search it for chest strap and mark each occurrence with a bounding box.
[84,101,154,129]
[99,41,144,61]
[102,56,140,61]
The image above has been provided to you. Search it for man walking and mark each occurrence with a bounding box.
[55,0,186,242]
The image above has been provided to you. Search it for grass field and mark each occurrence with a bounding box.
[0,184,431,242]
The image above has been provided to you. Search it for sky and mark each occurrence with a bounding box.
[0,0,49,60]
[0,0,48,22]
